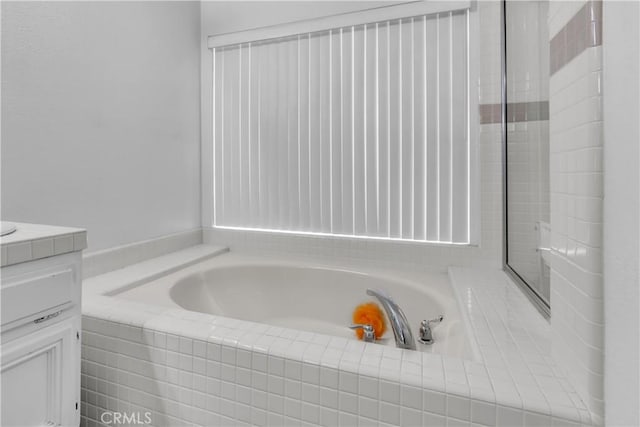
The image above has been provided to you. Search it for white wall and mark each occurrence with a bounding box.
[1,1,201,252]
[603,2,640,426]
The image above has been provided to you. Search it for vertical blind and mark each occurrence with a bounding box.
[212,10,471,243]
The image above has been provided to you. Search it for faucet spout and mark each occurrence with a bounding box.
[366,289,416,350]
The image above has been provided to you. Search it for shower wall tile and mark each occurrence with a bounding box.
[549,1,602,75]
[549,2,585,39]
[548,1,604,422]
[507,120,551,297]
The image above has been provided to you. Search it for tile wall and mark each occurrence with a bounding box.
[547,0,604,422]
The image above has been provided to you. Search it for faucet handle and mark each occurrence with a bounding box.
[418,315,443,345]
[349,324,375,342]
[425,315,443,326]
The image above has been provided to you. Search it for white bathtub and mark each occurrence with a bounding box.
[115,252,474,359]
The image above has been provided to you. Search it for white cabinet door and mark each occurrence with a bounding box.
[1,317,80,427]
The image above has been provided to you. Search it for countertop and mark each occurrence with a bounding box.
[1,221,87,267]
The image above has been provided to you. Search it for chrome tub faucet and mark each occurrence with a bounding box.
[366,289,416,350]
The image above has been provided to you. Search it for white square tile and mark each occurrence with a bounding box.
[380,380,400,404]
[251,407,267,426]
[251,371,268,392]
[284,378,301,399]
[221,346,236,365]
[285,360,302,380]
[268,356,285,376]
[471,399,496,426]
[267,412,284,425]
[400,407,422,427]
[283,397,301,419]
[237,385,252,405]
[301,363,320,385]
[53,235,74,255]
[448,394,471,421]
[320,407,338,427]
[193,357,206,375]
[193,340,207,358]
[319,367,339,389]
[339,371,358,393]
[525,411,552,427]
[320,387,339,410]
[358,396,378,419]
[237,349,252,368]
[339,391,358,415]
[32,238,54,259]
[301,401,320,424]
[497,405,523,427]
[358,375,378,399]
[339,411,358,426]
[379,401,400,425]
[221,381,236,400]
[236,367,251,387]
[301,382,319,404]
[73,232,87,251]
[401,385,422,410]
[267,374,284,395]
[207,342,221,361]
[220,363,235,382]
[206,360,221,379]
[252,388,268,410]
[166,334,180,352]
[447,416,471,427]
[252,352,268,373]
[7,242,32,264]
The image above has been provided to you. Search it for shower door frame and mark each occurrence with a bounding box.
[501,0,551,318]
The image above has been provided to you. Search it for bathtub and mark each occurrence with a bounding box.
[114,252,474,359]
[81,246,586,427]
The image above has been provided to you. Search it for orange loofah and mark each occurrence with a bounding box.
[352,302,387,340]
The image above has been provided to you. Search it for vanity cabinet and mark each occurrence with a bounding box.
[1,316,80,427]
[1,225,86,427]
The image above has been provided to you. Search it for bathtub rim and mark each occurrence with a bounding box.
[112,251,477,359]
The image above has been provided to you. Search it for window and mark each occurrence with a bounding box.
[210,3,475,244]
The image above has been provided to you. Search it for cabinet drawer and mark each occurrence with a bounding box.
[1,268,74,326]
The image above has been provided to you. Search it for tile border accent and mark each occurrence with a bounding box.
[550,0,602,75]
[479,101,549,125]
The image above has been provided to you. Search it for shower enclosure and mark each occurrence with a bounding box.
[503,0,551,314]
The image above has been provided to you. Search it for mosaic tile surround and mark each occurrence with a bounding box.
[80,246,591,427]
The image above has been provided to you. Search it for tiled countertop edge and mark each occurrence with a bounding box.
[82,246,591,426]
[449,267,592,425]
[1,225,87,267]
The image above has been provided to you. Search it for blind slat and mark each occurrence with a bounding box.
[331,30,343,234]
[341,29,354,234]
